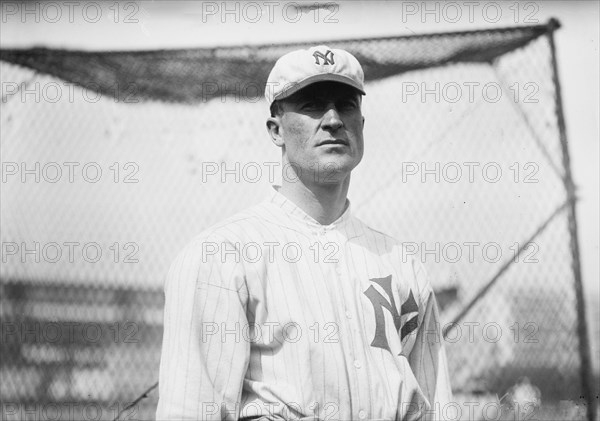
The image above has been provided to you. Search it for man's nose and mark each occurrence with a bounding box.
[321,107,343,131]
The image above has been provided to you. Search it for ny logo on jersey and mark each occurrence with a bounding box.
[313,50,335,65]
[364,275,419,354]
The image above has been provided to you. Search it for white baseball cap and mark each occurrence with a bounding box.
[265,45,366,106]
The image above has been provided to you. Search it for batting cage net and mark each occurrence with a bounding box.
[0,20,596,420]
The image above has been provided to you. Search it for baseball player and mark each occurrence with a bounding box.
[156,45,452,420]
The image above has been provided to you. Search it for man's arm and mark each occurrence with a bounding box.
[156,238,250,420]
[407,290,453,420]
[403,257,452,420]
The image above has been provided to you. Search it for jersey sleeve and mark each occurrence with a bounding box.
[155,236,250,420]
[407,260,453,420]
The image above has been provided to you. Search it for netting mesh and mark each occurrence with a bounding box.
[0,22,591,420]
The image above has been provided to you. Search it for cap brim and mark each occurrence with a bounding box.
[273,73,366,102]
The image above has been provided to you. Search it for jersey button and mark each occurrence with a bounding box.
[345,311,352,319]
[358,410,367,419]
[353,360,361,369]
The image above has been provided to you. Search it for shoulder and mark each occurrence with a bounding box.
[189,200,277,246]
[164,202,274,290]
[167,198,281,266]
[351,215,413,257]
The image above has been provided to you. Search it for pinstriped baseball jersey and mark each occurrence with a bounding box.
[156,186,452,421]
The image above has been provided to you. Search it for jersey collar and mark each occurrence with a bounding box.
[267,185,353,234]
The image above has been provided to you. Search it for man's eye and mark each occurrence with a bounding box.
[339,100,358,110]
[301,102,321,110]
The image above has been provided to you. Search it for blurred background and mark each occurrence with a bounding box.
[1,1,598,420]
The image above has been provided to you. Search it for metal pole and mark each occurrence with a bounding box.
[546,18,597,421]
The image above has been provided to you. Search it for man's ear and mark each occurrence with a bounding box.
[266,117,284,147]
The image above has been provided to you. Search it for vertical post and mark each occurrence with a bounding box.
[546,18,597,421]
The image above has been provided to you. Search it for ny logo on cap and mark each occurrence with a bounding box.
[313,50,335,65]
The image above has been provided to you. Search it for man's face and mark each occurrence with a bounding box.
[268,81,365,184]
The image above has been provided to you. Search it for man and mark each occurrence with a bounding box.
[156,45,452,420]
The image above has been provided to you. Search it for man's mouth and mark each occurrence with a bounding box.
[317,139,349,146]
